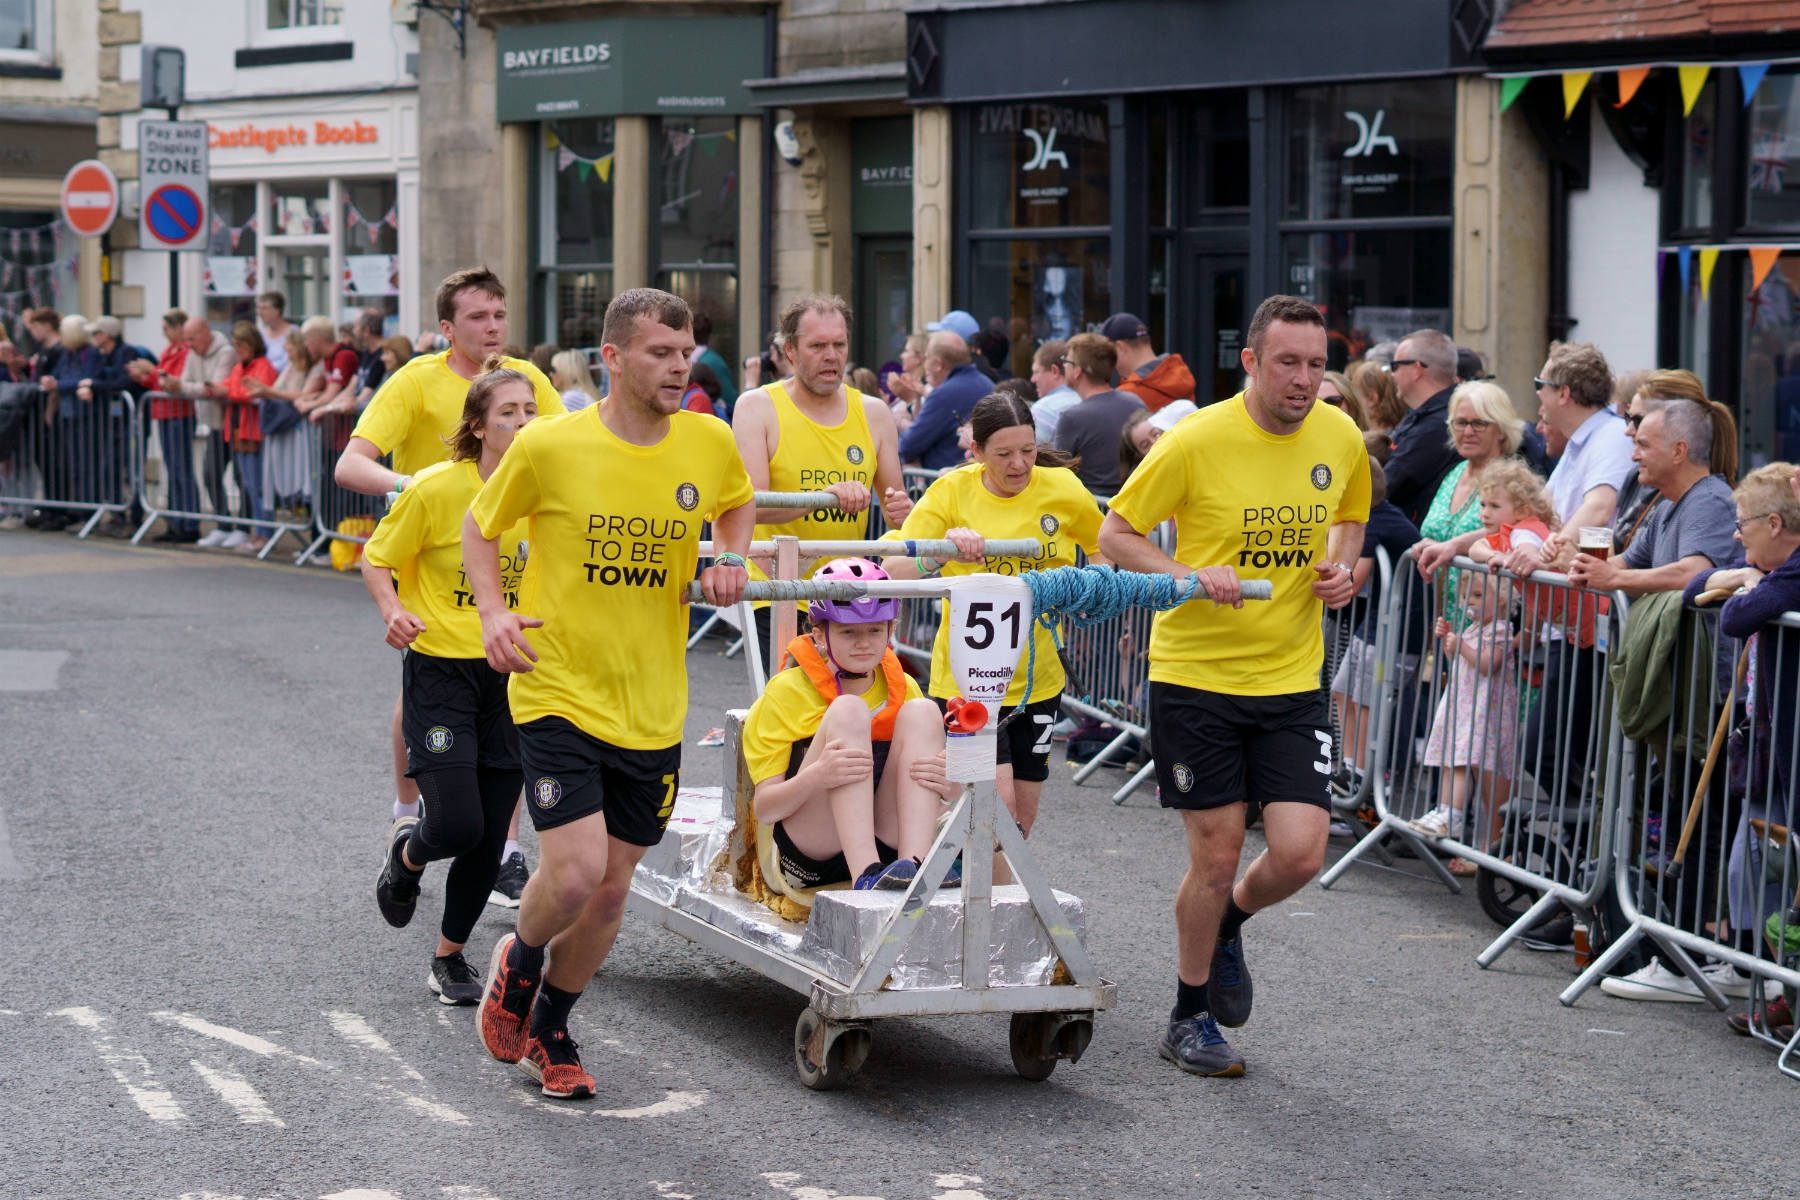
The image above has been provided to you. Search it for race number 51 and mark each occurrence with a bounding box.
[947,576,1033,708]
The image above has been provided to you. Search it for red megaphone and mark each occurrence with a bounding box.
[943,696,988,733]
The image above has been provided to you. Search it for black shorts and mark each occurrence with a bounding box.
[1149,682,1332,812]
[401,651,518,776]
[515,716,680,845]
[770,821,898,890]
[786,737,892,785]
[933,692,1062,783]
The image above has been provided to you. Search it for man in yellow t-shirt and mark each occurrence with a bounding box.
[333,266,565,896]
[732,294,913,647]
[463,288,753,1101]
[1100,294,1368,1080]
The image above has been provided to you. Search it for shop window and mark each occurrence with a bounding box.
[968,237,1111,349]
[1740,256,1800,466]
[1679,77,1719,231]
[536,119,615,354]
[1283,81,1453,223]
[0,0,50,60]
[264,0,341,30]
[969,100,1110,231]
[204,184,261,330]
[270,182,330,238]
[1190,92,1250,221]
[1279,228,1452,370]
[342,180,399,331]
[1745,70,1800,230]
[653,116,738,373]
[0,209,76,347]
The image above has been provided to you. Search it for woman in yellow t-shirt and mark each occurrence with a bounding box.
[360,357,537,1006]
[886,391,1105,842]
[740,558,961,905]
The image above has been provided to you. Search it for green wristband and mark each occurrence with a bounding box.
[917,555,940,576]
[714,551,748,569]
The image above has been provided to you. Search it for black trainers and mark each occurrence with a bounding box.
[428,952,483,1005]
[1207,935,1253,1028]
[376,818,422,928]
[853,858,918,891]
[1159,1011,1246,1077]
[488,850,529,909]
[1518,912,1576,952]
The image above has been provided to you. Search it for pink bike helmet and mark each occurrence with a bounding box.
[808,557,898,626]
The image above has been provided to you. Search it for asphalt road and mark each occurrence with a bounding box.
[1,529,1790,1200]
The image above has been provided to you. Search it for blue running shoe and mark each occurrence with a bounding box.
[1158,1011,1246,1077]
[1207,934,1253,1027]
[853,858,919,891]
[939,854,962,889]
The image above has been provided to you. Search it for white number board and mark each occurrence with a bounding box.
[946,575,1032,713]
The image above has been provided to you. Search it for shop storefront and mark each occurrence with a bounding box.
[0,116,98,340]
[170,92,420,336]
[911,0,1480,400]
[494,13,767,370]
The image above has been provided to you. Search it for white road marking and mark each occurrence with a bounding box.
[0,648,69,691]
[321,1191,405,1200]
[932,1175,992,1200]
[0,1008,20,1015]
[189,1061,285,1127]
[152,1012,322,1065]
[1587,1028,1629,1036]
[326,1011,426,1081]
[651,1184,697,1200]
[595,1089,707,1120]
[52,1006,187,1123]
[440,1188,505,1200]
[762,1172,885,1200]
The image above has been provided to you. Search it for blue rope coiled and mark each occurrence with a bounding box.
[998,566,1203,729]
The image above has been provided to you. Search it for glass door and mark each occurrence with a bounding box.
[1191,252,1247,404]
[270,246,331,326]
[855,235,912,376]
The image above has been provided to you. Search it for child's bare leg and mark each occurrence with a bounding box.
[777,696,880,870]
[873,699,947,861]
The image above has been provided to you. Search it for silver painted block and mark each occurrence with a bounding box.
[798,886,1087,989]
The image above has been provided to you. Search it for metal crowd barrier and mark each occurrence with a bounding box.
[0,385,141,537]
[1562,603,1800,1073]
[296,412,385,567]
[1324,545,1397,836]
[131,391,312,559]
[1320,551,1627,972]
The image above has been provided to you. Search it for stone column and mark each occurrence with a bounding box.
[612,116,652,293]
[912,106,952,332]
[1453,76,1550,414]
[737,113,764,367]
[499,123,531,325]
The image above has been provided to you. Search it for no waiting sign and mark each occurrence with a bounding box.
[138,120,209,251]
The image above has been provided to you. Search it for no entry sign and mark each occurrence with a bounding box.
[60,160,120,238]
[138,120,209,251]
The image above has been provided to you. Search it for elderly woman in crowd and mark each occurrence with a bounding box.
[1412,380,1527,599]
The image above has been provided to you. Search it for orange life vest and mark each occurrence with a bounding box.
[784,635,907,742]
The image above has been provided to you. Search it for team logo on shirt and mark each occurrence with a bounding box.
[533,777,563,809]
[675,482,700,512]
[846,444,865,465]
[1040,513,1059,536]
[1310,464,1332,491]
[1172,763,1194,793]
[425,726,453,754]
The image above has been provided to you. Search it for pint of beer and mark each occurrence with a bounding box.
[1578,526,1612,561]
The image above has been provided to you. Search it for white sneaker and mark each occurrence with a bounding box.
[1408,805,1451,838]
[218,530,249,549]
[1697,962,1783,1000]
[1599,960,1706,1003]
[196,529,229,547]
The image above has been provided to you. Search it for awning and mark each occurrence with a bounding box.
[743,62,908,109]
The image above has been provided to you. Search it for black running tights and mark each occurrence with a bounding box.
[412,767,522,946]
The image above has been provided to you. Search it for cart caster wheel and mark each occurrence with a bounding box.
[1009,1011,1094,1081]
[794,1007,871,1091]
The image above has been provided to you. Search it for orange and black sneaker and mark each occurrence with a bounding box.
[519,1028,594,1099]
[477,933,539,1064]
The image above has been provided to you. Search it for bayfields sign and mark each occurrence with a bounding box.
[494,14,762,121]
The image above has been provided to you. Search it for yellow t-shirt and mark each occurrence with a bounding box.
[470,405,754,749]
[351,351,567,477]
[1107,392,1370,696]
[892,462,1104,705]
[740,663,924,784]
[749,381,877,604]
[363,460,530,660]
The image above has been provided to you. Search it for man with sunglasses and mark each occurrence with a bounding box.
[1382,329,1462,526]
[1533,342,1633,555]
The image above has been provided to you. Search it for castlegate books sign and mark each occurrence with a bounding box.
[495,15,765,121]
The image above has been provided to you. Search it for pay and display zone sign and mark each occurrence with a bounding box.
[139,121,209,251]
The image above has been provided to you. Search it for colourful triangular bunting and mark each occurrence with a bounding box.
[1749,246,1782,290]
[596,154,612,184]
[1615,67,1650,108]
[1679,65,1711,116]
[1698,247,1720,300]
[1678,245,1693,294]
[1562,72,1592,119]
[1500,77,1530,112]
[1739,63,1771,107]
[545,129,560,149]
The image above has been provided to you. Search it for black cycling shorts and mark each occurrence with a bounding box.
[515,716,681,845]
[770,821,898,890]
[1149,682,1332,812]
[934,692,1062,783]
[400,651,518,776]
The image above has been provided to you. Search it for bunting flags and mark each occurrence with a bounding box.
[1698,247,1720,299]
[1750,246,1783,290]
[1659,243,1800,307]
[1489,58,1792,120]
[342,198,398,242]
